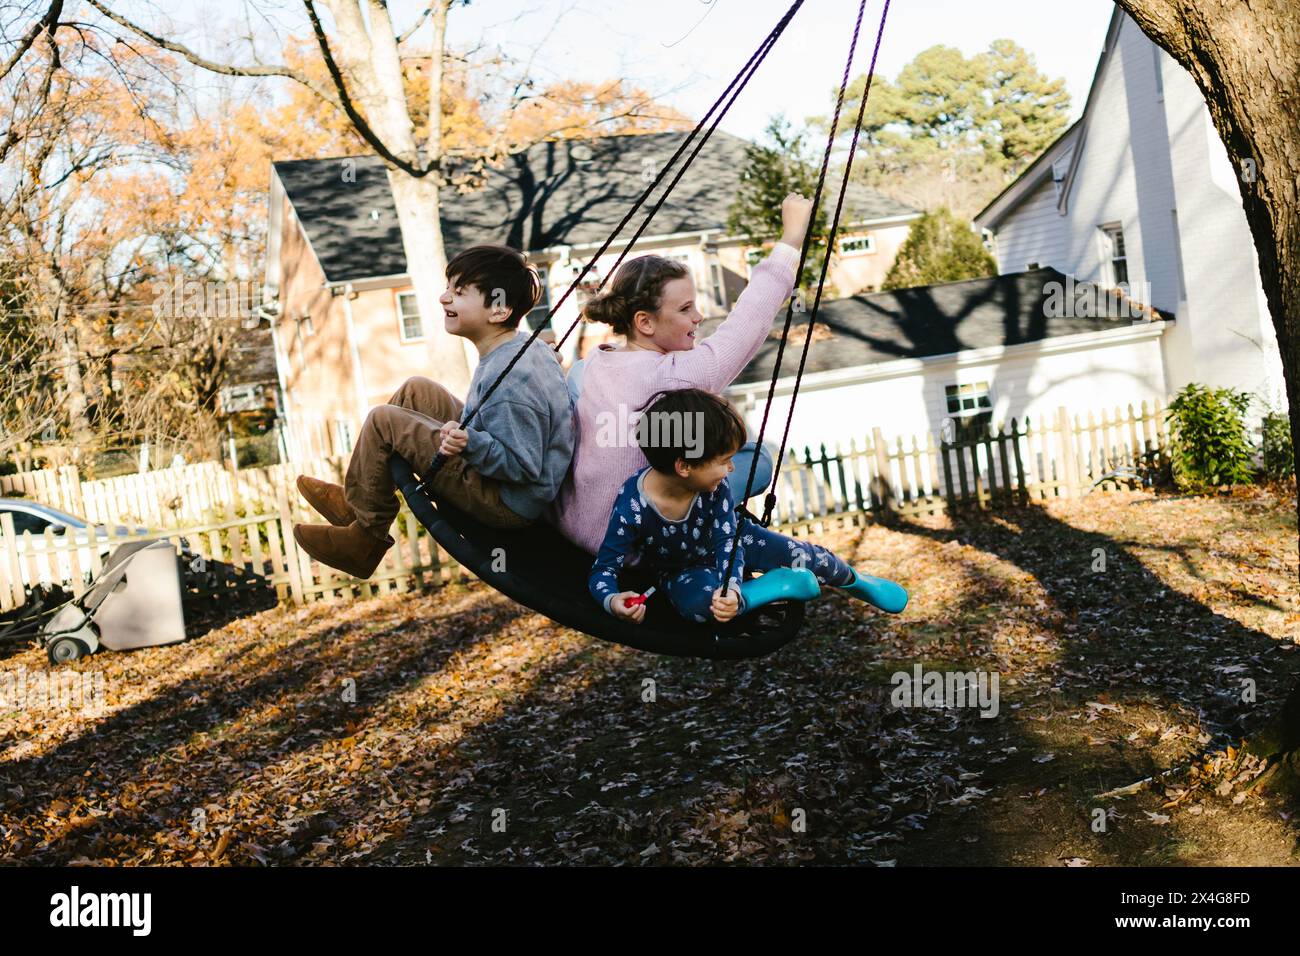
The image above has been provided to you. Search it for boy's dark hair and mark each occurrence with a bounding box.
[637,388,747,473]
[446,244,542,328]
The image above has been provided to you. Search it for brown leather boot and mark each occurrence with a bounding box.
[293,520,392,579]
[297,474,355,527]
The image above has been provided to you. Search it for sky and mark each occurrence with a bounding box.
[433,0,1119,140]
[138,0,1119,139]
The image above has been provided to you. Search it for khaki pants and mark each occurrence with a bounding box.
[345,376,531,535]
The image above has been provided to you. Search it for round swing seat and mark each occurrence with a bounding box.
[391,456,806,660]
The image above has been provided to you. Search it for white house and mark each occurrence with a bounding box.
[728,7,1285,455]
[975,8,1284,429]
[725,267,1171,452]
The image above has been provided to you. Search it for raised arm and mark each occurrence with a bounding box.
[664,193,812,391]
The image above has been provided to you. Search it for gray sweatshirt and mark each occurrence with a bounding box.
[461,331,576,520]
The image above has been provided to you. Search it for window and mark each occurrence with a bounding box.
[397,292,423,341]
[2,508,53,535]
[837,234,876,256]
[525,265,551,332]
[946,381,993,416]
[710,262,726,307]
[1100,224,1128,289]
[944,382,994,443]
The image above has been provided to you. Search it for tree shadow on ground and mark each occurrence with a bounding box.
[877,500,1300,865]
[342,526,1045,865]
[7,497,1298,866]
[345,499,1300,866]
[0,588,530,864]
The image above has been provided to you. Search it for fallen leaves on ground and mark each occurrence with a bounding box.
[2,482,1297,865]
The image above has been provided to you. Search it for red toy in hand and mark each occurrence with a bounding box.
[625,586,656,607]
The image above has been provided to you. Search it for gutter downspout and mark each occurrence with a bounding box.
[340,283,371,428]
[262,304,300,462]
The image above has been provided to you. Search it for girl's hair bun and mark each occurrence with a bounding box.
[582,290,627,329]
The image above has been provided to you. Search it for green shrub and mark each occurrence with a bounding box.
[1166,383,1254,490]
[882,208,997,291]
[1260,410,1295,480]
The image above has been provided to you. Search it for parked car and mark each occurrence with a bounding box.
[0,498,153,590]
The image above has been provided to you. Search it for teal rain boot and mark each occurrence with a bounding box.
[840,569,909,613]
[739,567,821,613]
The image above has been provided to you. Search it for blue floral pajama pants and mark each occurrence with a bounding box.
[666,518,855,623]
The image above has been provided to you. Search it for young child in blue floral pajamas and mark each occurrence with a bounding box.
[589,389,907,625]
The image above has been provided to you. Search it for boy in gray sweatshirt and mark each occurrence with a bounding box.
[293,245,576,580]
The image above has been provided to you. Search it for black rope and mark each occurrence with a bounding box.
[421,0,805,485]
[721,0,878,596]
[765,0,893,523]
[549,0,800,353]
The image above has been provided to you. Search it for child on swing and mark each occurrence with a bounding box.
[293,245,575,580]
[556,193,812,556]
[589,388,907,625]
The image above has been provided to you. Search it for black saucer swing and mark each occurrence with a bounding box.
[394,0,892,660]
[391,455,805,659]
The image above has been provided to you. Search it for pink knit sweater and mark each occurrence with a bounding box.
[555,242,800,554]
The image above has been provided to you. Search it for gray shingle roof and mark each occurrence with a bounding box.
[272,131,918,284]
[724,267,1173,387]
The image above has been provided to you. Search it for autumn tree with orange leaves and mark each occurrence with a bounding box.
[75,0,692,391]
[0,1,689,469]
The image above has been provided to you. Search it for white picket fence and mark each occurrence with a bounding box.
[0,493,454,614]
[0,399,1173,611]
[1,456,348,529]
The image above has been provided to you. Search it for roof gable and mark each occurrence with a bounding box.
[975,7,1127,229]
[973,120,1080,228]
[1052,7,1128,217]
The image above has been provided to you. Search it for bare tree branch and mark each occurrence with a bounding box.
[0,0,62,82]
[0,15,59,165]
[426,0,450,167]
[397,5,433,45]
[301,0,433,177]
[83,0,338,105]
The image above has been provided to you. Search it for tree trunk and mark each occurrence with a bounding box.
[382,169,471,383]
[40,264,92,452]
[1114,0,1300,789]
[57,322,91,450]
[324,0,469,392]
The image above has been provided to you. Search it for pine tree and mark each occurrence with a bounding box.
[824,41,1071,217]
[727,116,830,290]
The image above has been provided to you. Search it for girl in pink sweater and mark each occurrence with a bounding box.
[555,193,812,555]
